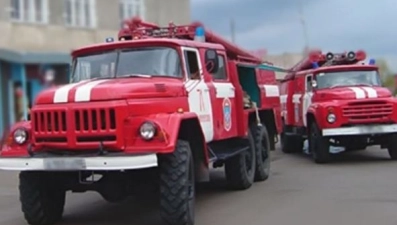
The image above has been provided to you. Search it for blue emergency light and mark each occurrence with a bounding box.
[194,27,205,42]
[105,37,114,43]
[369,59,376,65]
[312,62,319,69]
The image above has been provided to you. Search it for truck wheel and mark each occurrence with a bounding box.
[158,140,195,225]
[387,134,397,160]
[280,123,303,153]
[225,130,256,190]
[251,124,271,182]
[309,122,331,164]
[19,172,66,225]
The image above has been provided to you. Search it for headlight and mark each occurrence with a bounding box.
[327,113,336,123]
[139,122,156,140]
[13,128,28,145]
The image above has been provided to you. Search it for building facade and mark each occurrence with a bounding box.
[0,0,191,136]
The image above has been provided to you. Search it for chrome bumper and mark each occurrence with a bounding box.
[0,154,158,171]
[322,124,397,136]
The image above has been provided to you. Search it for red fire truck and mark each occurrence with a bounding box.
[0,17,282,225]
[279,50,397,163]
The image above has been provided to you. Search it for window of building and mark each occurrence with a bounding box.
[211,55,227,80]
[10,0,49,24]
[64,0,97,28]
[119,0,145,21]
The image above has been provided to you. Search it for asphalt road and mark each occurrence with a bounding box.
[1,147,397,225]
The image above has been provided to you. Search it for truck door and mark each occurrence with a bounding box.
[302,74,313,127]
[182,47,215,142]
[208,53,237,139]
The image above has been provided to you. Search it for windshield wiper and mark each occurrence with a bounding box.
[118,74,152,78]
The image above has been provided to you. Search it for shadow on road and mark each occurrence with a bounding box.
[283,148,393,166]
[59,170,235,225]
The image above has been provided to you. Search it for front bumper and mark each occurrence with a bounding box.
[322,124,397,136]
[0,154,158,171]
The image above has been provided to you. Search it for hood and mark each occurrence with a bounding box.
[314,86,392,101]
[35,77,186,104]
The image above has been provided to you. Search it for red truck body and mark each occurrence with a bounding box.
[0,17,282,225]
[279,50,397,163]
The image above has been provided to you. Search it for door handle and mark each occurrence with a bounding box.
[204,89,209,92]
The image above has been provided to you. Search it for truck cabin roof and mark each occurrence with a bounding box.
[282,64,379,81]
[71,38,224,57]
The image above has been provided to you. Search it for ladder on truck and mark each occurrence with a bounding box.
[290,50,375,72]
[117,17,288,73]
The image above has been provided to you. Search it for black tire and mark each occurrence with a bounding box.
[280,123,303,153]
[19,172,66,225]
[159,140,195,225]
[309,122,331,164]
[251,124,271,182]
[225,130,256,190]
[387,133,397,160]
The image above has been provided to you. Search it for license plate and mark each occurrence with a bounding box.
[44,158,86,170]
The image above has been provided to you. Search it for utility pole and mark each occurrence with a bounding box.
[298,1,309,54]
[230,18,235,43]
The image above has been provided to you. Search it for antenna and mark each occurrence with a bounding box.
[298,1,309,53]
[230,18,236,43]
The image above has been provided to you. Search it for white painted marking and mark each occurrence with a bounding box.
[280,94,287,103]
[264,85,280,97]
[361,87,377,98]
[185,80,214,143]
[348,87,366,99]
[292,94,301,103]
[302,92,313,126]
[75,80,109,102]
[53,81,87,103]
[213,82,235,98]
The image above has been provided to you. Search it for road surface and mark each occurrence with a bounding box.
[0,147,396,225]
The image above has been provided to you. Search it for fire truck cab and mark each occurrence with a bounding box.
[0,18,281,225]
[280,50,397,163]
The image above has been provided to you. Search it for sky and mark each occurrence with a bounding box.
[191,0,397,72]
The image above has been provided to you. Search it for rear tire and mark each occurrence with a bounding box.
[309,122,331,164]
[225,130,256,190]
[280,122,303,153]
[251,124,271,182]
[387,133,397,160]
[159,140,195,225]
[19,172,66,225]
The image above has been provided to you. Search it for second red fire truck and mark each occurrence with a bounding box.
[279,50,397,163]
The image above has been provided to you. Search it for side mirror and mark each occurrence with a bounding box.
[311,80,318,88]
[204,49,219,74]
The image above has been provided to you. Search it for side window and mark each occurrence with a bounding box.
[211,55,227,80]
[184,50,200,79]
[306,75,312,92]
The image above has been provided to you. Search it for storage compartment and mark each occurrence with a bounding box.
[237,66,261,108]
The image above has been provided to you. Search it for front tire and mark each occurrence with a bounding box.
[19,172,66,225]
[159,140,195,225]
[309,122,331,164]
[225,130,256,190]
[387,133,397,160]
[251,124,271,182]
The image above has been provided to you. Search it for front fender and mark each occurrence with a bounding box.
[124,112,201,154]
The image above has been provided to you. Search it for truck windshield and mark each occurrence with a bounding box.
[315,70,381,89]
[71,46,182,82]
